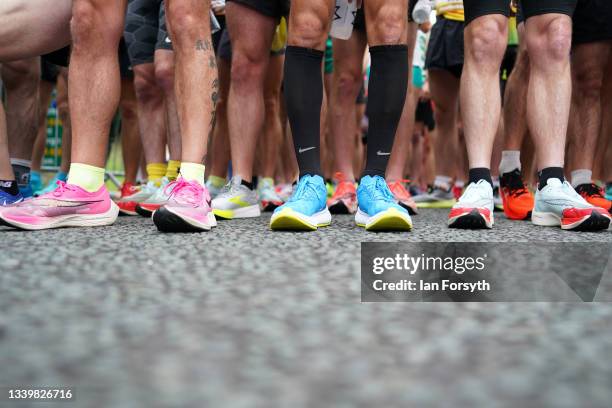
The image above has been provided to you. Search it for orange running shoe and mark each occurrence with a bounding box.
[327,172,357,214]
[499,169,534,220]
[575,183,612,214]
[387,180,418,215]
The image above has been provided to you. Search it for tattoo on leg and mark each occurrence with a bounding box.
[196,39,211,51]
[210,77,219,130]
[209,55,217,69]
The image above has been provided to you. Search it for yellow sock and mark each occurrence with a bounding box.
[146,163,167,186]
[67,163,105,193]
[180,162,205,187]
[165,160,181,181]
[207,175,226,189]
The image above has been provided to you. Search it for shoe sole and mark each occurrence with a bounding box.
[355,208,412,231]
[448,209,494,229]
[0,201,119,231]
[398,201,418,215]
[153,207,216,232]
[270,208,331,231]
[135,204,155,218]
[532,210,611,231]
[415,199,456,209]
[213,205,261,220]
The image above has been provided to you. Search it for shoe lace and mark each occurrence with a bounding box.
[502,171,529,198]
[167,179,209,207]
[387,179,411,199]
[52,180,77,197]
[366,176,395,202]
[288,177,320,202]
[575,183,604,198]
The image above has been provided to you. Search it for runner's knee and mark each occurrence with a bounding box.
[466,18,507,68]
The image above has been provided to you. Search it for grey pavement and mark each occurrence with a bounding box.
[0,209,611,408]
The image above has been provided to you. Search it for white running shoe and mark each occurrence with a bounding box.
[448,179,494,229]
[212,177,261,219]
[532,178,610,231]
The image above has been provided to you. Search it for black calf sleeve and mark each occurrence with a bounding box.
[284,46,324,179]
[362,45,408,179]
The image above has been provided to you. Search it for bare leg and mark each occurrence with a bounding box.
[119,78,141,185]
[566,42,611,177]
[56,68,71,173]
[0,103,12,180]
[524,14,573,170]
[132,63,167,165]
[31,79,55,172]
[165,0,216,168]
[502,34,529,152]
[428,69,460,185]
[69,0,126,168]
[329,32,367,181]
[3,58,41,161]
[261,54,284,179]
[461,15,508,170]
[0,0,71,62]
[208,56,231,178]
[155,49,181,161]
[225,2,276,182]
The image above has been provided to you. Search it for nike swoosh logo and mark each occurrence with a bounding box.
[299,147,316,153]
[165,37,172,44]
[377,151,391,156]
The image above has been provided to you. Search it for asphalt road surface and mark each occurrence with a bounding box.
[1,210,611,408]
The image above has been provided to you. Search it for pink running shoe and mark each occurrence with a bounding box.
[0,181,119,230]
[152,177,217,232]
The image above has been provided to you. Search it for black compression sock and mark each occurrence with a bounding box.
[362,45,408,179]
[538,167,565,190]
[284,46,324,179]
[0,180,19,195]
[468,168,492,186]
[241,179,254,190]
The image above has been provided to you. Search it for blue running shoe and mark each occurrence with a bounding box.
[36,171,68,196]
[355,175,413,231]
[30,171,42,194]
[270,174,331,231]
[0,189,24,206]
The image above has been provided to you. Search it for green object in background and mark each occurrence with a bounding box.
[42,92,63,169]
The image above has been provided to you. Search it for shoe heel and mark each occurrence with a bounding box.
[531,211,560,227]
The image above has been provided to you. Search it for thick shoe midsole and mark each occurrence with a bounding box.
[1,201,119,230]
[213,204,261,219]
[355,207,412,229]
[271,207,331,228]
[164,207,217,229]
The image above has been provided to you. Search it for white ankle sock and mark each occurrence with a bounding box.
[434,175,452,190]
[570,169,592,188]
[499,151,521,175]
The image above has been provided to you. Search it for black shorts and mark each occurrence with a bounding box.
[464,0,577,26]
[424,17,464,78]
[354,0,419,32]
[226,0,290,19]
[415,99,435,131]
[124,0,172,66]
[41,47,70,67]
[41,59,60,83]
[119,39,134,79]
[572,0,612,45]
